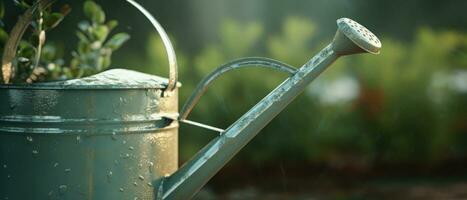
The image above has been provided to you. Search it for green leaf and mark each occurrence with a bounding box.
[78,21,91,32]
[78,41,90,54]
[101,53,112,69]
[83,1,105,24]
[44,13,65,30]
[0,28,8,44]
[106,20,118,31]
[13,0,31,9]
[93,25,109,42]
[76,32,89,43]
[104,33,130,50]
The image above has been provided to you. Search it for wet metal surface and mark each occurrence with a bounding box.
[0,71,179,199]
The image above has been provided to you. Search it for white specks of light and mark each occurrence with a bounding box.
[428,70,467,104]
[307,76,360,105]
[450,70,467,93]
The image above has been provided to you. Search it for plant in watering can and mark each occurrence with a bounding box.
[0,0,129,84]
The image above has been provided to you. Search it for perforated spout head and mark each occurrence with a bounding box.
[332,18,381,55]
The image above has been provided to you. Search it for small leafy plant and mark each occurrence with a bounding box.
[0,0,130,84]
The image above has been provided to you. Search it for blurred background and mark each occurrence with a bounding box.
[3,0,467,199]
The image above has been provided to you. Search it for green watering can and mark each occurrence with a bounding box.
[0,1,381,199]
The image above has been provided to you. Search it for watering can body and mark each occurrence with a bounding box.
[0,70,179,200]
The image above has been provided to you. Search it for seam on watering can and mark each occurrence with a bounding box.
[0,118,179,135]
[0,85,177,90]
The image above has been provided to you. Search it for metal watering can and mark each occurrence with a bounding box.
[0,1,381,199]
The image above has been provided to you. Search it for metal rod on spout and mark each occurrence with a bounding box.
[163,44,338,199]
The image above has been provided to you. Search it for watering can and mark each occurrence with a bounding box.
[0,1,381,199]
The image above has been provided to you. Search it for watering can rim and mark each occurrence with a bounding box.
[0,68,182,90]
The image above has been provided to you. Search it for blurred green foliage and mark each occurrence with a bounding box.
[141,17,466,168]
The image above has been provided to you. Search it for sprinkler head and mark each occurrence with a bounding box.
[332,18,381,56]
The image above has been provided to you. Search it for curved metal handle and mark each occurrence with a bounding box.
[126,0,178,92]
[179,57,296,120]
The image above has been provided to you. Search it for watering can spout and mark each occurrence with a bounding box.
[160,18,381,199]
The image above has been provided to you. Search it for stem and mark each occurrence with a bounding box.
[1,0,53,84]
[32,11,45,70]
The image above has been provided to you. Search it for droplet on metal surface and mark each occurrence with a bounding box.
[58,185,67,194]
[112,132,118,140]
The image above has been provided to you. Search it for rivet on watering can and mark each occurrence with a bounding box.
[58,185,67,194]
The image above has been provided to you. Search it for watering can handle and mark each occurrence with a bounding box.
[179,57,297,121]
[127,0,178,92]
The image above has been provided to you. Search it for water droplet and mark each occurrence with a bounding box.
[138,175,144,181]
[32,150,39,154]
[107,171,113,182]
[122,140,127,144]
[76,136,81,143]
[58,185,67,194]
[123,153,130,159]
[64,168,71,173]
[134,197,138,200]
[7,174,11,179]
[111,132,117,140]
[48,191,53,196]
[3,164,6,168]
[129,146,134,150]
[133,182,138,186]
[114,160,119,165]
[53,163,59,168]
[26,136,33,142]
[4,197,9,200]
[148,162,154,173]
[119,188,124,192]
[147,182,153,187]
